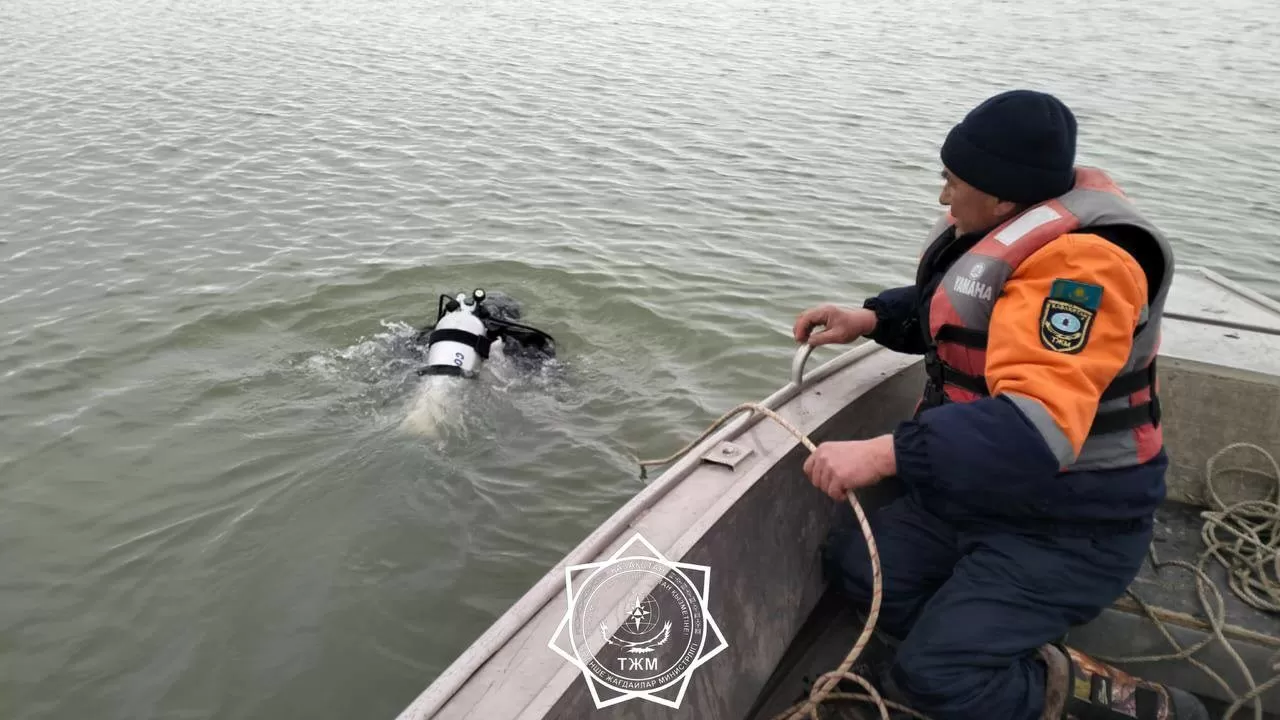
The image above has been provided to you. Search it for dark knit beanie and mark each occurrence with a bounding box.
[940,89,1078,205]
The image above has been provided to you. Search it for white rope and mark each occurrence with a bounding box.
[640,419,1280,719]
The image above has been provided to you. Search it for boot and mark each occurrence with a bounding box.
[1038,644,1210,720]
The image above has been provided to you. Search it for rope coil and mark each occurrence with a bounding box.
[1092,442,1280,720]
[634,407,1280,720]
[1200,442,1280,614]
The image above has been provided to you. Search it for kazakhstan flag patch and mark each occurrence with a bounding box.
[1040,279,1103,353]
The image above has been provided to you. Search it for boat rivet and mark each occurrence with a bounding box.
[722,447,736,455]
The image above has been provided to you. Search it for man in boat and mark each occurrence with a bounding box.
[793,90,1208,719]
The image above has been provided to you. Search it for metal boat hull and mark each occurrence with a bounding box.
[400,267,1280,720]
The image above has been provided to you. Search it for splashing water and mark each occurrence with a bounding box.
[397,336,568,440]
[301,323,567,443]
[396,338,516,441]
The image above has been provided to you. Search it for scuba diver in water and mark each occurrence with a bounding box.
[399,288,557,438]
[412,288,556,376]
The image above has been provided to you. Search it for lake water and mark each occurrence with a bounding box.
[2,0,1278,718]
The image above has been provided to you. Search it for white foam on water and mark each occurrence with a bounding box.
[397,337,514,440]
[299,320,419,383]
[398,374,467,439]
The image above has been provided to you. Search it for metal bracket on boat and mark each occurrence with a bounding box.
[702,440,754,469]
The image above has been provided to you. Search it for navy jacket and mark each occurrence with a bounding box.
[863,228,1167,533]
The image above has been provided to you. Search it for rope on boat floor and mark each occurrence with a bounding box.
[634,408,1280,720]
[1083,441,1280,720]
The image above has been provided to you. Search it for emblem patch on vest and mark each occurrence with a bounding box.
[1040,280,1103,354]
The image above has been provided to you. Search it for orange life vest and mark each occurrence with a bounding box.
[919,167,1174,472]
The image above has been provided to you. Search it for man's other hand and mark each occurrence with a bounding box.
[802,435,897,501]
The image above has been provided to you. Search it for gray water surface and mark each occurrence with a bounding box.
[2,0,1279,718]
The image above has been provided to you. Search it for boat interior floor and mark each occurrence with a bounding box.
[746,500,1280,720]
[1125,498,1276,638]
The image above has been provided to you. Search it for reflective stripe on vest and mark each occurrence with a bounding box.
[922,167,1174,472]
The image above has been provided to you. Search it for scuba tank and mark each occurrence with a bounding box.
[415,288,557,377]
[421,289,491,377]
